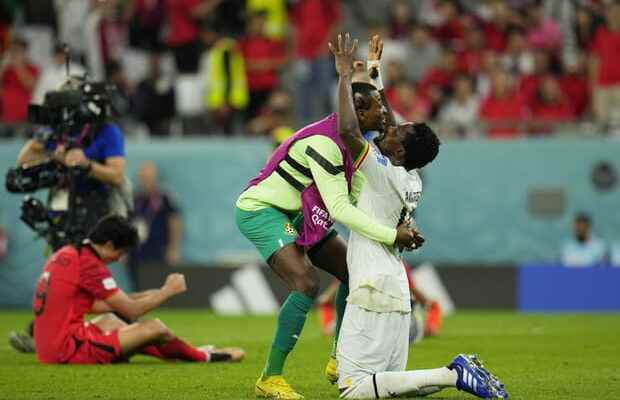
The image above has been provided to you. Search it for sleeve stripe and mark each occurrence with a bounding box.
[353,141,370,170]
[306,146,345,175]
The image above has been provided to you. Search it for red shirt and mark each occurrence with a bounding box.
[0,64,39,123]
[483,22,508,52]
[591,27,620,86]
[418,67,453,98]
[519,74,543,108]
[290,0,340,59]
[531,100,575,135]
[559,74,590,117]
[434,17,465,46]
[479,91,529,139]
[240,36,285,90]
[166,0,201,46]
[33,245,119,363]
[457,49,483,74]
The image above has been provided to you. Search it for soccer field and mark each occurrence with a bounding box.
[0,311,618,400]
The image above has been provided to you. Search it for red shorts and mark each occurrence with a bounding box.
[65,322,122,364]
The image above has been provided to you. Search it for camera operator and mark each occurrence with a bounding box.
[8,83,129,354]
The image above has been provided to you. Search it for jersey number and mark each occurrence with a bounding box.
[33,272,51,316]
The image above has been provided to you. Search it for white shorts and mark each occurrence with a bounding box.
[337,303,411,392]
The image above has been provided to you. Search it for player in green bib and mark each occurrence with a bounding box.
[236,34,418,400]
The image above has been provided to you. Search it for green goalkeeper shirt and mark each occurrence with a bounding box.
[237,136,396,245]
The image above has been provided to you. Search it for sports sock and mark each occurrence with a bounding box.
[263,291,314,376]
[331,281,349,357]
[141,345,165,359]
[157,338,207,362]
[342,368,456,399]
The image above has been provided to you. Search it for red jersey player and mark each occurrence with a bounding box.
[33,215,244,364]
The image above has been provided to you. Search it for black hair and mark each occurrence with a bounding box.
[88,215,139,250]
[351,82,378,111]
[575,212,591,225]
[402,123,441,170]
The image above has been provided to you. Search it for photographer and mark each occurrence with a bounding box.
[8,81,129,354]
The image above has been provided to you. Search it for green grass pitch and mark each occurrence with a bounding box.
[0,310,619,400]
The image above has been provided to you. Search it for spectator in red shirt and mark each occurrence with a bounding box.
[590,1,620,130]
[386,80,431,122]
[479,69,529,139]
[433,0,466,47]
[530,75,575,135]
[289,0,341,124]
[457,25,485,75]
[417,48,458,116]
[165,0,223,73]
[0,37,39,127]
[239,11,286,121]
[388,0,415,40]
[560,53,590,118]
[518,50,553,109]
[33,215,244,364]
[482,2,513,52]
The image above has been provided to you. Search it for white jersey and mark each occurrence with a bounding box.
[346,141,422,313]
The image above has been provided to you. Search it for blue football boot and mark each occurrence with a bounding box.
[448,354,509,399]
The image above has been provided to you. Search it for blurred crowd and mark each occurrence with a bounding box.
[1,0,620,140]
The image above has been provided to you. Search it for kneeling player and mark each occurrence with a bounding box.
[33,215,244,364]
[330,34,507,399]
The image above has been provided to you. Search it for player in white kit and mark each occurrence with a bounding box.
[329,34,509,399]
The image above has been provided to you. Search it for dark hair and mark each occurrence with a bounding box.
[402,123,441,170]
[352,82,378,111]
[88,215,139,250]
[575,212,591,225]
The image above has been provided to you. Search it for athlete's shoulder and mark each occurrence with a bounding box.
[49,246,79,267]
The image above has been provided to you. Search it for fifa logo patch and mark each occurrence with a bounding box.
[284,223,297,236]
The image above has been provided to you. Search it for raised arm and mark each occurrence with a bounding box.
[328,33,367,158]
[103,273,186,321]
[367,34,397,128]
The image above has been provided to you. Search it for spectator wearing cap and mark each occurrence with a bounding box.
[0,37,39,126]
[561,213,606,268]
[590,1,620,131]
[239,11,286,121]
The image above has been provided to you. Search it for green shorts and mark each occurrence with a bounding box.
[235,206,336,262]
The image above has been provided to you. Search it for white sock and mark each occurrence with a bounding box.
[341,367,457,399]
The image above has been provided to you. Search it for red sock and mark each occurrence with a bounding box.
[141,345,165,359]
[157,338,207,362]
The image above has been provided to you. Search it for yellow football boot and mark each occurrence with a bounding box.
[255,375,304,399]
[324,356,338,385]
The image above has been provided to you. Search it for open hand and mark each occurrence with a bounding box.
[368,34,383,62]
[328,33,358,76]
